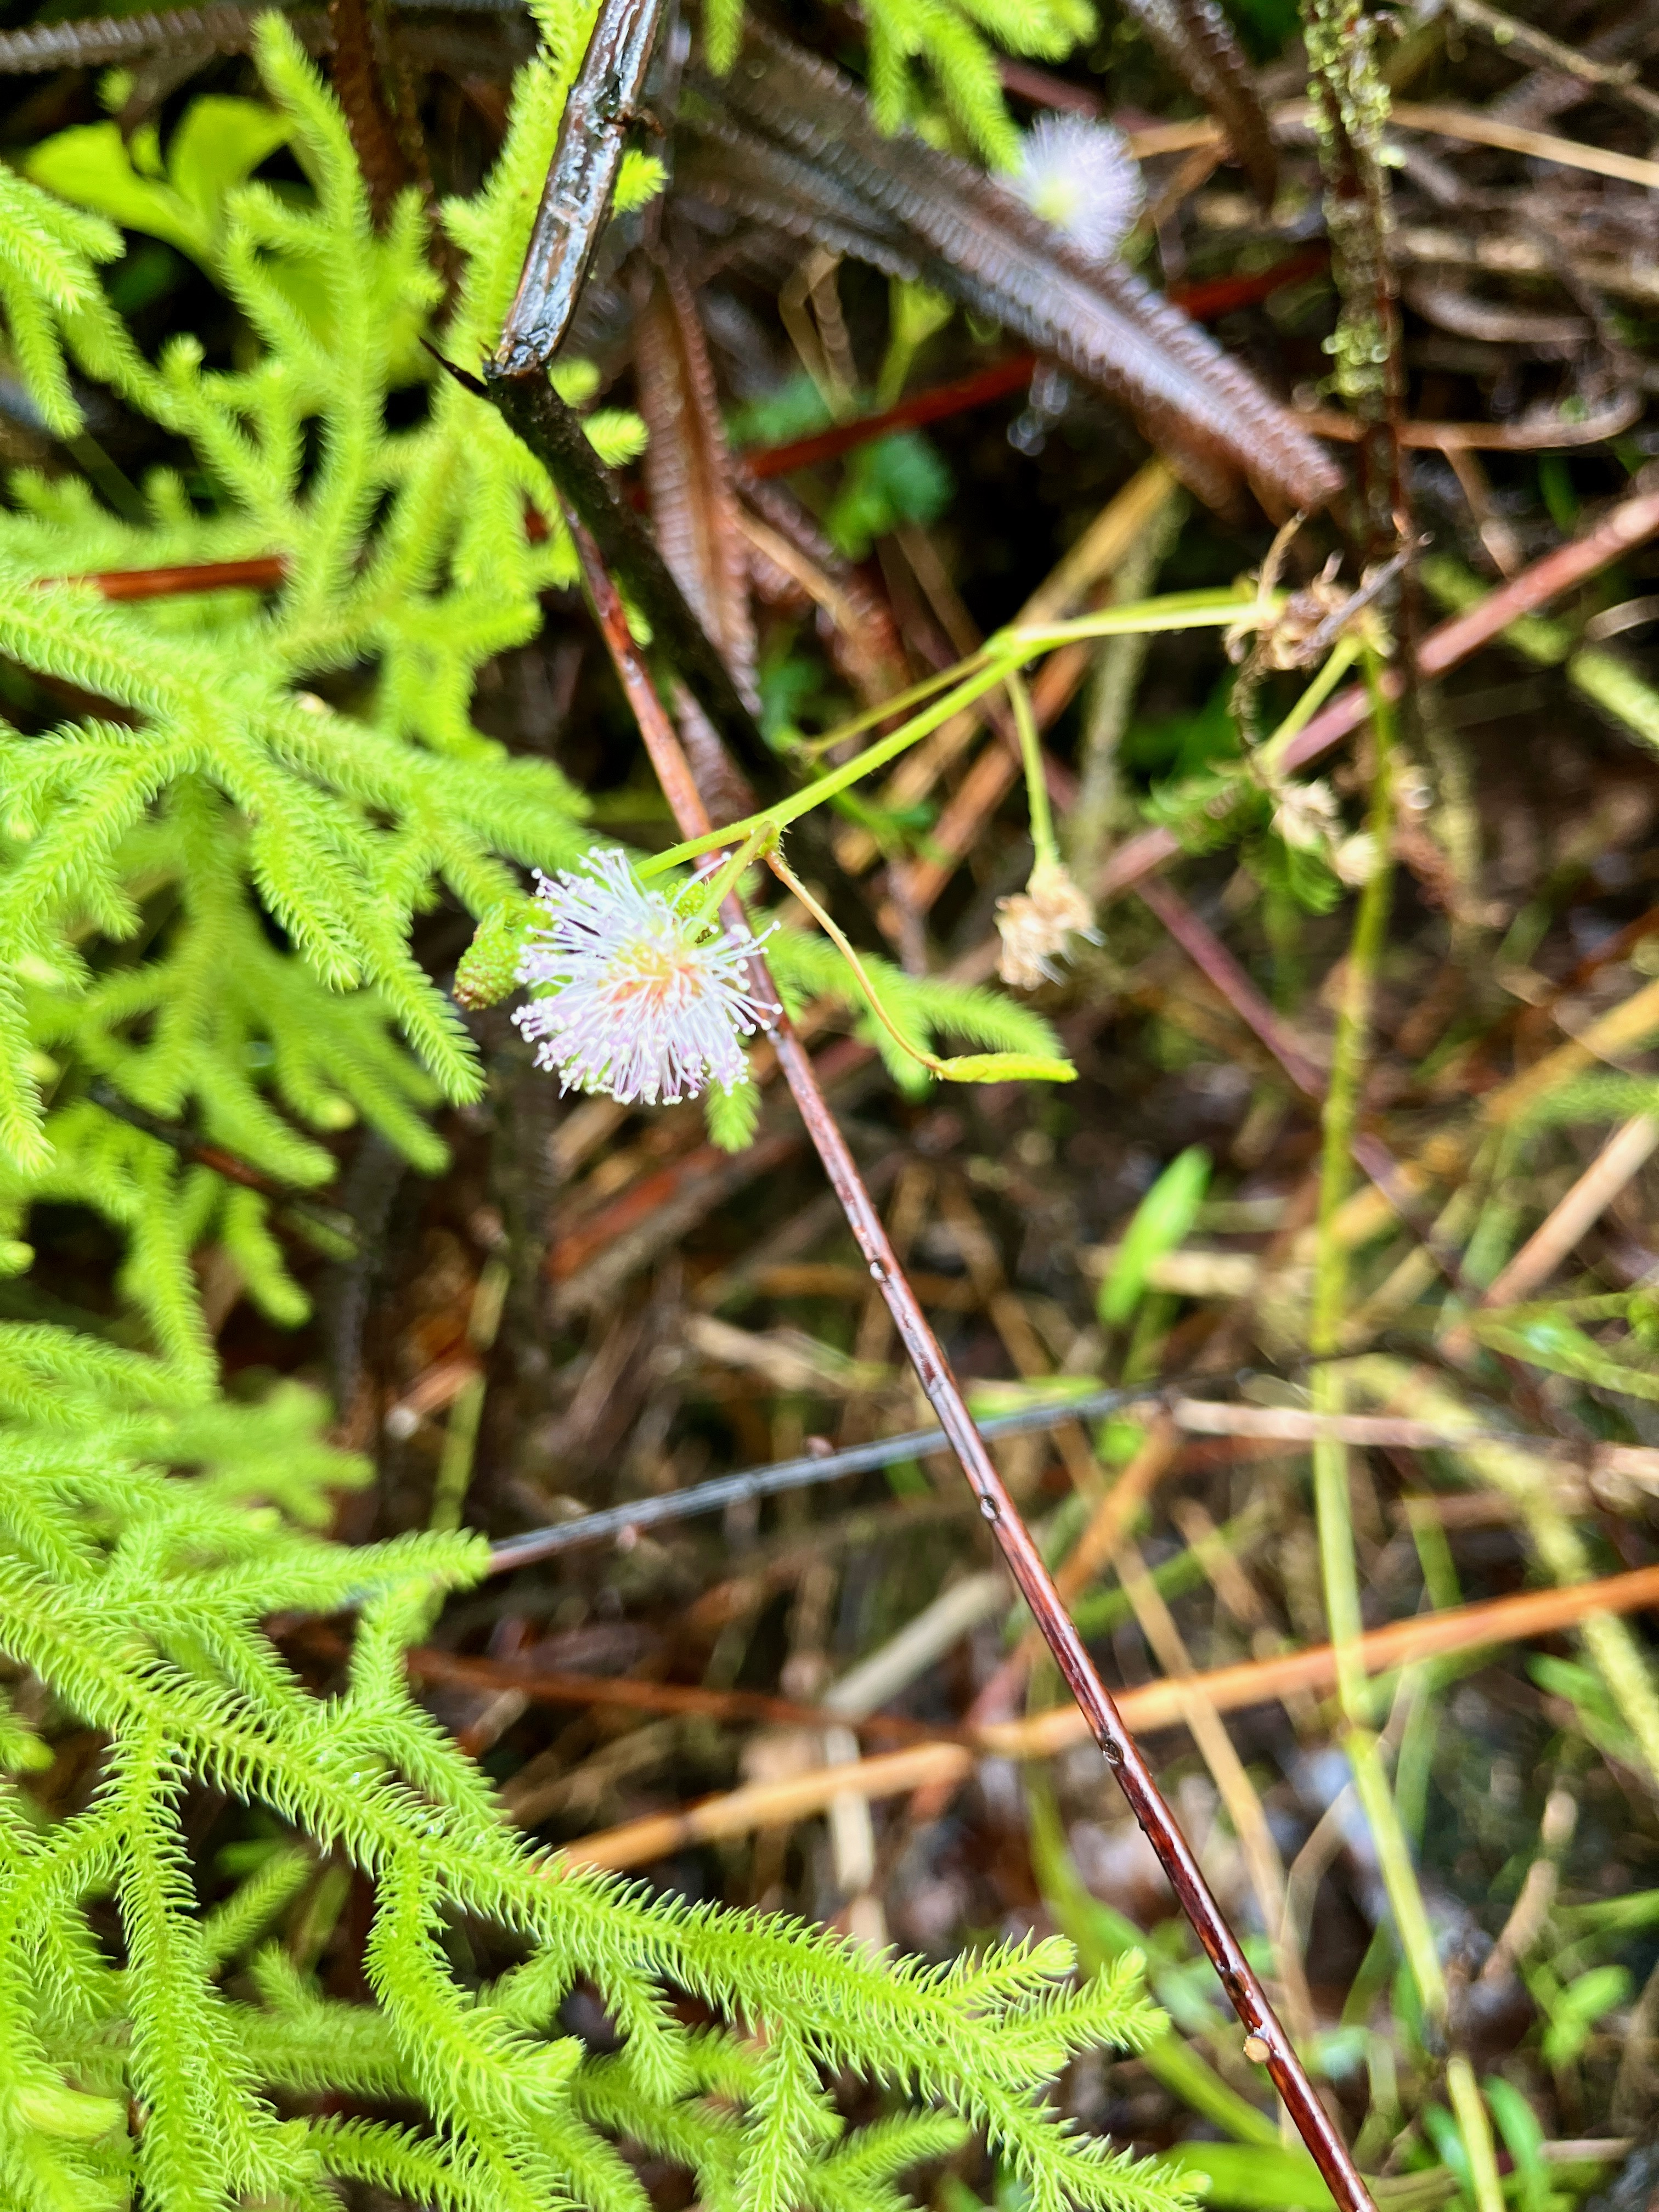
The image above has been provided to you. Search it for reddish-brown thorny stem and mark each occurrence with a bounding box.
[563,514,1376,2212]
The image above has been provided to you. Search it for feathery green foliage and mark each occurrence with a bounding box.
[0,13,1193,2210]
[0,162,122,437]
[0,2,642,1341]
[701,0,1097,163]
[0,1356,1185,2212]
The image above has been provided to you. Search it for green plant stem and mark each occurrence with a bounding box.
[641,590,1268,878]
[794,650,998,759]
[1256,636,1364,778]
[428,1257,509,1537]
[1311,1380,1367,1717]
[1309,654,1453,2031]
[682,821,777,928]
[1005,587,1263,655]
[1311,648,1397,1717]
[1302,665,1509,2205]
[644,658,1008,876]
[1445,2058,1505,2212]
[1008,668,1056,866]
[1347,1725,1448,2019]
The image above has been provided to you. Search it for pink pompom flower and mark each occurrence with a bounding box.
[513,849,778,1106]
[1013,115,1144,266]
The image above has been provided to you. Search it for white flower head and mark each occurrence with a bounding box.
[513,849,778,1107]
[1013,116,1144,266]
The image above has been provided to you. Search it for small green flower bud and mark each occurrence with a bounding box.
[454,898,539,1011]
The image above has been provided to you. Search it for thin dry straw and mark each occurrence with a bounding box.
[484,1377,1203,1572]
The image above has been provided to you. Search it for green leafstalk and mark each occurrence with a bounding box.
[793,647,1001,759]
[766,847,1075,1086]
[1003,587,1266,657]
[1255,636,1364,780]
[682,820,780,929]
[1009,668,1058,871]
[641,589,1270,881]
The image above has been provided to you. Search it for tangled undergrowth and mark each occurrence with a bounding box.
[0,10,1182,2209]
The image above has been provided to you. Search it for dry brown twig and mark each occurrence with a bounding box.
[1477,1116,1659,1312]
[1442,0,1659,120]
[563,1564,1659,1869]
[1130,98,1659,190]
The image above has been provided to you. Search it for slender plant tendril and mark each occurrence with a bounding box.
[1008,667,1058,868]
[764,844,1074,1086]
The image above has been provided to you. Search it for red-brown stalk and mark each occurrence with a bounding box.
[562,511,1376,2212]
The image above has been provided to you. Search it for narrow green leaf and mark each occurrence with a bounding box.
[938,1052,1077,1084]
[1148,2142,1336,2210]
[1099,1147,1212,1326]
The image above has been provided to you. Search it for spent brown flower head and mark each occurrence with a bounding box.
[995,857,1096,990]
